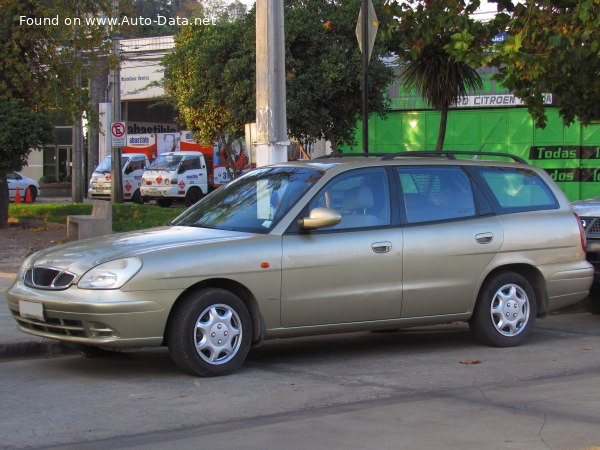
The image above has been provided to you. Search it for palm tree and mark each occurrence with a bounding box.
[400,44,483,151]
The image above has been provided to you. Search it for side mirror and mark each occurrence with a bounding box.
[298,207,341,230]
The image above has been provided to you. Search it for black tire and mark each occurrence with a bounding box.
[157,198,173,208]
[132,189,144,205]
[184,187,203,207]
[168,288,252,377]
[469,271,537,347]
[28,185,38,202]
[583,285,600,315]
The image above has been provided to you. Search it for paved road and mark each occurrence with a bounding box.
[1,312,599,450]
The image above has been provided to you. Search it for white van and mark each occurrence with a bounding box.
[88,153,149,203]
[140,151,208,207]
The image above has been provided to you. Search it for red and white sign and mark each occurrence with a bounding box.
[123,133,157,161]
[110,121,127,147]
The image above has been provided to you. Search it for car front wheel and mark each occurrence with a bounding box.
[470,271,537,347]
[168,288,252,376]
[184,187,203,206]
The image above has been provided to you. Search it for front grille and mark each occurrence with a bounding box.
[580,217,600,235]
[11,309,86,337]
[24,267,75,290]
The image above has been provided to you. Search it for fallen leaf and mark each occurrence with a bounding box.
[460,359,481,365]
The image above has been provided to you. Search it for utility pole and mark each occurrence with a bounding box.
[360,0,369,154]
[255,0,288,167]
[110,0,123,203]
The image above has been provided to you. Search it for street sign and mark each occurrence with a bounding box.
[355,0,379,62]
[110,121,127,147]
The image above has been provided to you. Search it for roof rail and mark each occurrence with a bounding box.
[315,152,389,159]
[380,151,527,164]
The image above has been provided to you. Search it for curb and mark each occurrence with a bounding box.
[0,340,76,360]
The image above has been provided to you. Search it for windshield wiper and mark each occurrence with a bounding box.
[187,223,220,229]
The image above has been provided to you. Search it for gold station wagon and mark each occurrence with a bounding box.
[6,151,594,376]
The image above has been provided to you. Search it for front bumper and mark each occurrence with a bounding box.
[6,280,177,348]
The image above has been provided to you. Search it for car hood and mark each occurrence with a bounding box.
[28,226,252,275]
[572,198,600,217]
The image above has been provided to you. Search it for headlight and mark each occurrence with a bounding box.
[78,257,142,290]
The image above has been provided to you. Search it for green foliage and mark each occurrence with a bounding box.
[0,0,113,120]
[0,97,54,228]
[383,0,506,150]
[164,0,395,153]
[284,0,394,149]
[9,203,181,232]
[491,0,600,127]
[164,13,256,146]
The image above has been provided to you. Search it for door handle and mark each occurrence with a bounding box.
[475,233,493,244]
[372,241,392,253]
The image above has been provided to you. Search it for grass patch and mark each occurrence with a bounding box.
[9,203,183,232]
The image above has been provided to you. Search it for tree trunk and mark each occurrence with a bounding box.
[436,104,448,152]
[0,176,9,229]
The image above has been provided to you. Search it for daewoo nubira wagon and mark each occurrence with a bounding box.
[6,151,593,376]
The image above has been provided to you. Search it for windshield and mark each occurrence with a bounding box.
[172,166,323,233]
[147,154,183,171]
[94,156,129,174]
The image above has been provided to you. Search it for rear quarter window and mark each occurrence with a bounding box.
[474,167,558,212]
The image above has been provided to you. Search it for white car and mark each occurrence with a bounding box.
[8,172,40,202]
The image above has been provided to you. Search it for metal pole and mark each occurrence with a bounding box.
[110,0,123,203]
[361,0,369,154]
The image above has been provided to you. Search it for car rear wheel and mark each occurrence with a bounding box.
[168,288,252,376]
[470,271,537,347]
[156,198,173,208]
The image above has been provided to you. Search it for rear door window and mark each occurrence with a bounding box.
[473,167,558,212]
[396,167,476,224]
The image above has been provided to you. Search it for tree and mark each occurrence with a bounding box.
[285,0,394,152]
[1,0,113,119]
[490,0,600,127]
[164,0,395,170]
[383,0,507,150]
[0,98,53,228]
[0,0,112,226]
[399,46,483,151]
[164,11,256,180]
